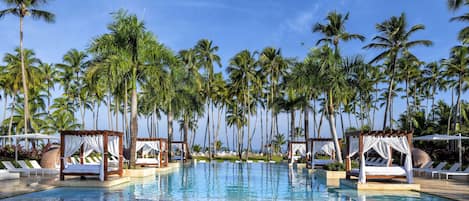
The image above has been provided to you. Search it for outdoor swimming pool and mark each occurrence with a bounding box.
[3,162,449,201]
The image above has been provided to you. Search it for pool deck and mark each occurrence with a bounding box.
[338,176,468,201]
[0,162,182,199]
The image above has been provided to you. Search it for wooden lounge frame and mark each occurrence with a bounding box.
[59,130,124,181]
[288,141,306,163]
[306,138,340,168]
[171,141,190,162]
[345,130,413,180]
[136,138,168,167]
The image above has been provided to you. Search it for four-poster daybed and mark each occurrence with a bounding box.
[345,130,414,184]
[59,130,123,181]
[306,138,339,168]
[288,141,306,163]
[136,138,168,167]
[171,141,190,162]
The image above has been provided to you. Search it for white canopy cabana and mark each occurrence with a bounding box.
[59,130,123,181]
[345,130,414,184]
[135,138,168,167]
[0,133,59,161]
[306,138,339,168]
[414,133,469,166]
[288,141,306,164]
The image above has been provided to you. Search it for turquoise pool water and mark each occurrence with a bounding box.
[3,162,449,201]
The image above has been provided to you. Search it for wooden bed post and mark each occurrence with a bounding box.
[288,142,292,163]
[345,135,351,172]
[165,140,168,167]
[159,139,162,168]
[60,132,65,181]
[118,133,123,176]
[79,144,84,164]
[103,132,109,181]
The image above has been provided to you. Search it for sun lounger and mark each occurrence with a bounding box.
[421,162,447,177]
[0,169,20,180]
[430,163,460,178]
[1,161,32,176]
[17,160,41,176]
[29,160,59,175]
[413,161,434,176]
[70,157,79,164]
[438,166,469,180]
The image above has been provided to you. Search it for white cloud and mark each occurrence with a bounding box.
[285,4,320,34]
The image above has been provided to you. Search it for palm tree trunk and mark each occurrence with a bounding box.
[384,60,397,130]
[328,91,343,163]
[215,106,222,156]
[124,80,129,137]
[168,108,173,160]
[129,64,138,168]
[456,76,462,131]
[318,109,325,138]
[7,94,16,145]
[19,16,30,135]
[304,106,309,158]
[3,94,8,124]
[183,114,189,148]
[290,110,295,140]
[207,102,211,160]
[260,108,264,153]
[107,94,112,129]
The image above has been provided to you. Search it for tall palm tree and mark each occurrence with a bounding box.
[56,49,88,128]
[423,62,446,121]
[442,45,469,132]
[88,9,172,167]
[448,0,469,43]
[363,13,432,129]
[227,50,258,159]
[0,0,55,135]
[313,11,365,56]
[195,39,221,160]
[259,47,290,159]
[39,62,57,115]
[312,11,364,163]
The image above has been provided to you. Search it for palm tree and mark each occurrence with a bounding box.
[227,50,258,160]
[195,39,221,160]
[2,48,42,135]
[312,12,364,163]
[88,9,172,167]
[448,0,469,43]
[272,133,286,154]
[313,11,365,56]
[259,47,290,159]
[0,0,55,135]
[39,62,57,115]
[56,49,88,128]
[423,62,446,121]
[442,45,469,132]
[364,13,432,129]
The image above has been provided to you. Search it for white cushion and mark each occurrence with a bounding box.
[351,166,406,176]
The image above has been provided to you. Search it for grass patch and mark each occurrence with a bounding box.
[193,155,284,163]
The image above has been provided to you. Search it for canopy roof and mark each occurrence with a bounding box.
[0,133,59,140]
[414,134,469,141]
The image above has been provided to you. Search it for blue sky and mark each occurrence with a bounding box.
[0,0,465,150]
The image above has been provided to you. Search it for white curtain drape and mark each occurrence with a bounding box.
[136,141,160,159]
[372,141,391,165]
[63,135,84,167]
[348,138,359,157]
[292,144,306,156]
[83,136,105,181]
[83,144,94,158]
[359,136,381,183]
[311,141,335,168]
[108,136,120,158]
[383,136,413,183]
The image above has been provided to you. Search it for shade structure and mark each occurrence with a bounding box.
[0,133,60,161]
[414,133,469,167]
[413,134,469,141]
